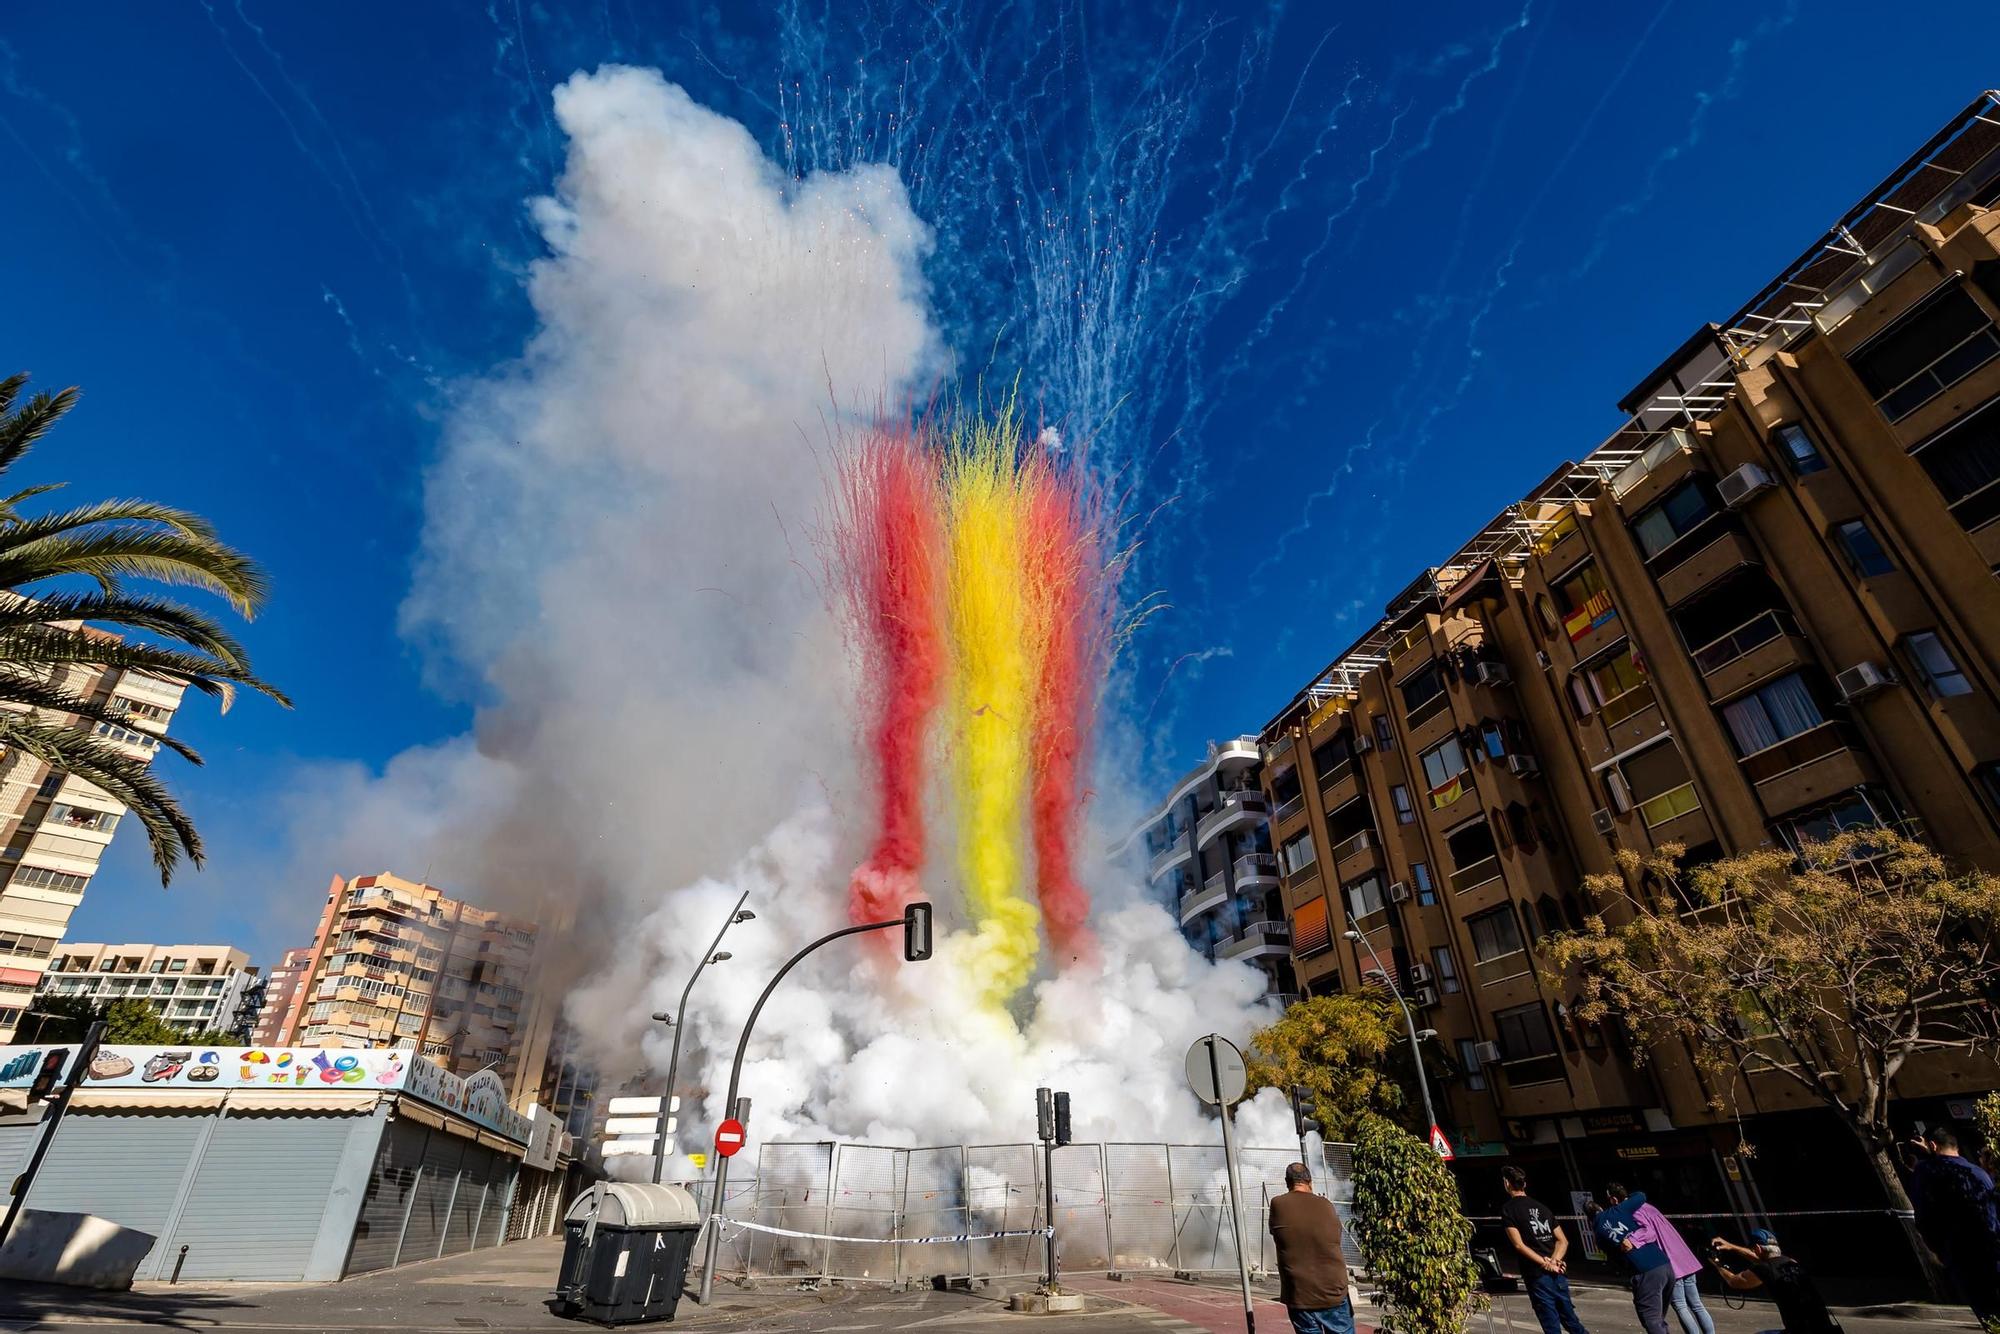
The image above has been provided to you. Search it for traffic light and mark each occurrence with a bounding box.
[903,901,933,961]
[1035,1086,1055,1142]
[1290,1084,1322,1139]
[27,1049,70,1104]
[1053,1091,1072,1146]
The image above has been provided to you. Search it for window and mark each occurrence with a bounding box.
[1552,562,1616,641]
[1345,873,1387,919]
[167,958,187,973]
[1631,479,1719,559]
[1421,736,1468,791]
[1466,905,1525,962]
[8,865,89,894]
[1617,741,1700,829]
[1430,946,1461,994]
[148,960,165,974]
[1412,862,1436,906]
[1280,830,1317,876]
[1975,761,2000,812]
[1913,402,2000,531]
[1850,286,2000,421]
[1534,594,1561,639]
[1446,818,1498,872]
[1721,673,1828,755]
[1572,643,1650,723]
[1904,631,1973,698]
[1776,423,1827,475]
[1774,788,1898,851]
[1400,661,1445,714]
[1834,519,1895,576]
[1391,785,1416,824]
[1492,1002,1561,1062]
[1457,1037,1488,1091]
[1372,713,1395,752]
[0,932,56,959]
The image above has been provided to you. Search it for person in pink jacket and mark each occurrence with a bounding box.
[1609,1184,1714,1334]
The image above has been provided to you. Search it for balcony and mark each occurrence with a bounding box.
[1197,789,1269,848]
[1217,922,1293,961]
[1657,527,1758,607]
[1331,829,1380,880]
[1148,830,1193,880]
[1499,1054,1566,1088]
[1741,722,1872,818]
[1179,875,1230,926]
[1316,755,1356,794]
[1692,610,1813,700]
[1473,950,1533,989]
[1272,792,1305,827]
[1636,782,1701,831]
[1405,689,1451,738]
[1610,428,1696,502]
[1234,853,1279,887]
[1450,856,1504,895]
[1815,236,1925,335]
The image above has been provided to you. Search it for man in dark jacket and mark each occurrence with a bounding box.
[1269,1162,1353,1334]
[1907,1127,2000,1324]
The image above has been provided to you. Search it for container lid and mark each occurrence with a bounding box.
[564,1181,701,1228]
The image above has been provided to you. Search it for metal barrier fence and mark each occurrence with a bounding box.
[690,1139,1356,1288]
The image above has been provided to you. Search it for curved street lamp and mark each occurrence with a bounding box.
[652,893,755,1184]
[1345,917,1440,1136]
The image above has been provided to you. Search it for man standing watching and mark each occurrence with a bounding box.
[1587,1191,1673,1334]
[1906,1127,2000,1325]
[1500,1166,1589,1334]
[1269,1162,1353,1334]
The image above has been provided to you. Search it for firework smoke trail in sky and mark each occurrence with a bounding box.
[829,426,948,937]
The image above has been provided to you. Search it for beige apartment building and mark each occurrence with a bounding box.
[1257,93,2000,1239]
[250,944,316,1046]
[34,943,256,1037]
[279,872,557,1109]
[0,635,186,1042]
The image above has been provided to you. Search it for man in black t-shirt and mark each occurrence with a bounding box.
[1500,1167,1590,1334]
[1713,1229,1837,1334]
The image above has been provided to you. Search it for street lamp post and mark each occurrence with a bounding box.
[653,889,755,1186]
[1344,915,1439,1135]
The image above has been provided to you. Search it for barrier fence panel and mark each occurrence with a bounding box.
[1103,1143,1178,1274]
[826,1143,902,1283]
[903,1145,973,1283]
[966,1142,1044,1281]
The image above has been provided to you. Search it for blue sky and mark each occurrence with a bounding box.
[3,2,1996,964]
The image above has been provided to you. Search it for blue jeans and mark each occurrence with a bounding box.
[1524,1270,1589,1334]
[1286,1296,1355,1334]
[1667,1273,1714,1334]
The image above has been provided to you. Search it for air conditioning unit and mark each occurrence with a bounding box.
[1591,808,1616,837]
[1352,733,1375,754]
[1471,661,1513,688]
[1836,661,1896,702]
[1471,1040,1503,1065]
[1717,462,1777,510]
[1407,962,1433,986]
[1388,880,1411,903]
[1507,753,1542,777]
[1605,771,1634,813]
[1413,985,1440,1009]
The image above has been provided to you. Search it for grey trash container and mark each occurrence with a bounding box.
[553,1182,703,1325]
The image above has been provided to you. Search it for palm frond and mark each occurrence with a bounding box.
[0,591,256,671]
[0,384,80,478]
[0,524,268,616]
[0,670,205,764]
[0,373,26,420]
[0,715,201,883]
[0,624,292,710]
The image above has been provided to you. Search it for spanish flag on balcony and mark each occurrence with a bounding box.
[1563,589,1617,642]
[1428,776,1465,810]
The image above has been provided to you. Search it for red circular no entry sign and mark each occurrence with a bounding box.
[715,1117,746,1158]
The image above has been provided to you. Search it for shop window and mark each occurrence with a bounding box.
[1776,423,1827,475]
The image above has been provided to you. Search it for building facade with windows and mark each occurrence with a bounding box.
[0,642,186,1041]
[250,945,315,1046]
[1258,93,2000,1241]
[281,872,556,1110]
[34,943,255,1036]
[1119,737,1296,999]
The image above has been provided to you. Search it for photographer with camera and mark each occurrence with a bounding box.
[1709,1228,1837,1334]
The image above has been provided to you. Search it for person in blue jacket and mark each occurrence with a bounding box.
[1585,1192,1673,1334]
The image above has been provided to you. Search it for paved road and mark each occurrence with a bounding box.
[0,1236,1978,1334]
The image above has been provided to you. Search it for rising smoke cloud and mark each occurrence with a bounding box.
[277,64,1292,1160]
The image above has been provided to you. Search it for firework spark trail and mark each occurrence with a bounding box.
[942,411,1045,1009]
[830,427,949,939]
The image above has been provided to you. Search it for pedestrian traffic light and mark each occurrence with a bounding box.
[1035,1086,1055,1143]
[26,1048,69,1104]
[903,901,933,961]
[1054,1091,1072,1146]
[1290,1084,1322,1139]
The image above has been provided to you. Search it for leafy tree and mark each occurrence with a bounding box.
[1543,831,2000,1218]
[0,374,287,883]
[1351,1115,1481,1334]
[1245,993,1405,1138]
[19,993,97,1041]
[178,1027,242,1047]
[99,998,186,1044]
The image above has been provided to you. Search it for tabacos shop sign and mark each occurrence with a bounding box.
[0,1044,411,1090]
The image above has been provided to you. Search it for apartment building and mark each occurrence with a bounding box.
[0,647,186,1041]
[35,943,254,1036]
[1259,93,2000,1224]
[283,872,555,1108]
[250,945,315,1046]
[1120,738,1296,999]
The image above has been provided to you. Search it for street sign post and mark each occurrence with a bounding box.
[1186,1035,1255,1334]
[715,1117,746,1158]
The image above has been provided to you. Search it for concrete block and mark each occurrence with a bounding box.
[1007,1290,1086,1313]
[0,1210,157,1290]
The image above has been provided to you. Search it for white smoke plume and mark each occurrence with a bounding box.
[292,65,1292,1163]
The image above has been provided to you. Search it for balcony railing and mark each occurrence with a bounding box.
[1499,1053,1566,1088]
[1234,853,1279,884]
[1596,682,1657,727]
[1330,829,1374,865]
[1450,856,1503,895]
[1638,782,1701,830]
[1218,923,1293,960]
[1610,428,1694,499]
[1198,790,1270,845]
[1273,793,1304,824]
[1739,721,1855,786]
[1405,690,1450,733]
[1316,757,1355,792]
[1814,237,1924,334]
[1690,609,1797,675]
[1148,831,1193,879]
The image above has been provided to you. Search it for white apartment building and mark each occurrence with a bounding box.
[34,942,256,1038]
[0,643,186,1041]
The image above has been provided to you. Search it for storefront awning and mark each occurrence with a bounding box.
[72,1088,227,1111]
[226,1090,381,1113]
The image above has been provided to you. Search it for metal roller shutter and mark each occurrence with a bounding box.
[440,1142,494,1257]
[20,1110,208,1273]
[475,1158,516,1249]
[345,1120,430,1276]
[398,1132,465,1264]
[160,1110,356,1281]
[0,1121,39,1194]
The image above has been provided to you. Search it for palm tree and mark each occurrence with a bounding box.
[0,373,287,883]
